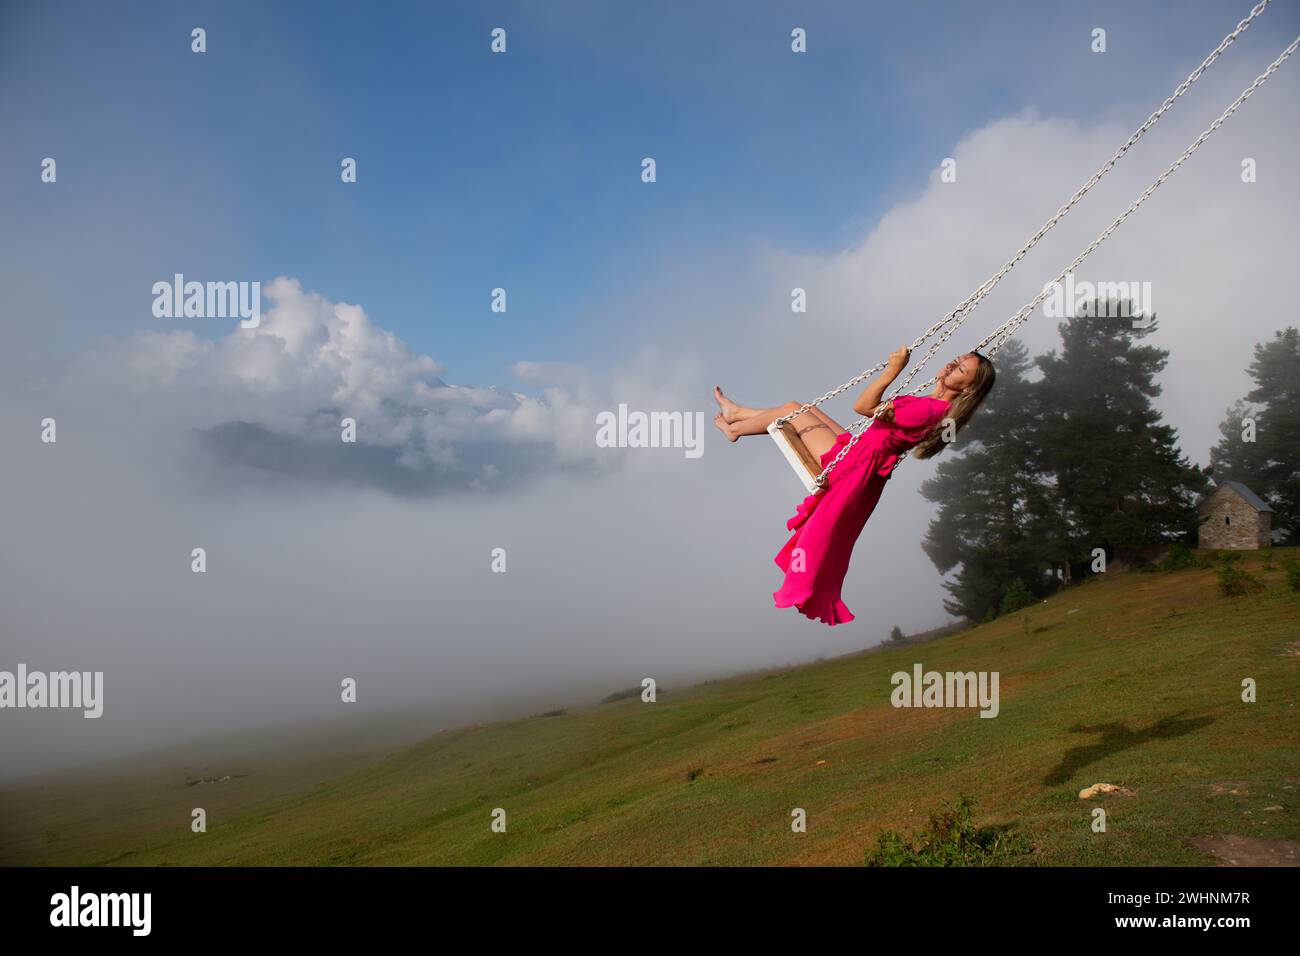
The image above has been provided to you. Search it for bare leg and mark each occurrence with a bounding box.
[715,386,843,433]
[715,401,845,459]
[787,406,846,460]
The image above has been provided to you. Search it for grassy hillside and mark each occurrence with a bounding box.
[2,548,1297,866]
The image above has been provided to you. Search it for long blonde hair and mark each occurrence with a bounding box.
[911,351,995,460]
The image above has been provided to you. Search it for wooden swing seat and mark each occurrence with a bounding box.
[767,420,825,494]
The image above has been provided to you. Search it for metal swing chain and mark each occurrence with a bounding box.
[882,30,1300,481]
[770,0,1278,488]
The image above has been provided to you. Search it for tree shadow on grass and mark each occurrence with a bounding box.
[1042,712,1215,786]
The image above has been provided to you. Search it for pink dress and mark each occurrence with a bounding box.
[773,395,951,626]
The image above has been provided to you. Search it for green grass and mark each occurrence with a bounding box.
[2,547,1297,866]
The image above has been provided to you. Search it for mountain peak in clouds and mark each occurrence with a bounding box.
[54,278,613,496]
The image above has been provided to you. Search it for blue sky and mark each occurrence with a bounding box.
[6,0,1297,385]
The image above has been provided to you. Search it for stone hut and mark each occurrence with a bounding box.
[1197,480,1273,550]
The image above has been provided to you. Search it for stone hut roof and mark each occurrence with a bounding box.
[1199,480,1273,513]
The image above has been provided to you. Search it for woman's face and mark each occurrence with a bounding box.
[939,353,977,391]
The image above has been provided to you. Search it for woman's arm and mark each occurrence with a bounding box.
[852,345,910,416]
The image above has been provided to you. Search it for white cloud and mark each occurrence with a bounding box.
[53,276,627,489]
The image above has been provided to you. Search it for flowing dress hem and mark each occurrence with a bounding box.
[772,586,856,626]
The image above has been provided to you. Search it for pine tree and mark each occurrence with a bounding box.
[1034,302,1210,571]
[919,299,1210,621]
[1209,327,1300,543]
[1210,398,1265,488]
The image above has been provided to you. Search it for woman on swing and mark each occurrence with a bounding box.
[713,346,995,626]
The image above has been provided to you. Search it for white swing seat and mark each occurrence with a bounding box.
[767,420,824,494]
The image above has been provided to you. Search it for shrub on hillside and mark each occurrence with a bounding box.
[1216,552,1266,596]
[864,794,1031,866]
[1278,551,1300,591]
[1159,543,1195,571]
[999,578,1037,616]
[600,687,645,704]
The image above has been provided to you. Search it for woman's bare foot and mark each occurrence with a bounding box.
[713,385,743,423]
[714,411,738,442]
